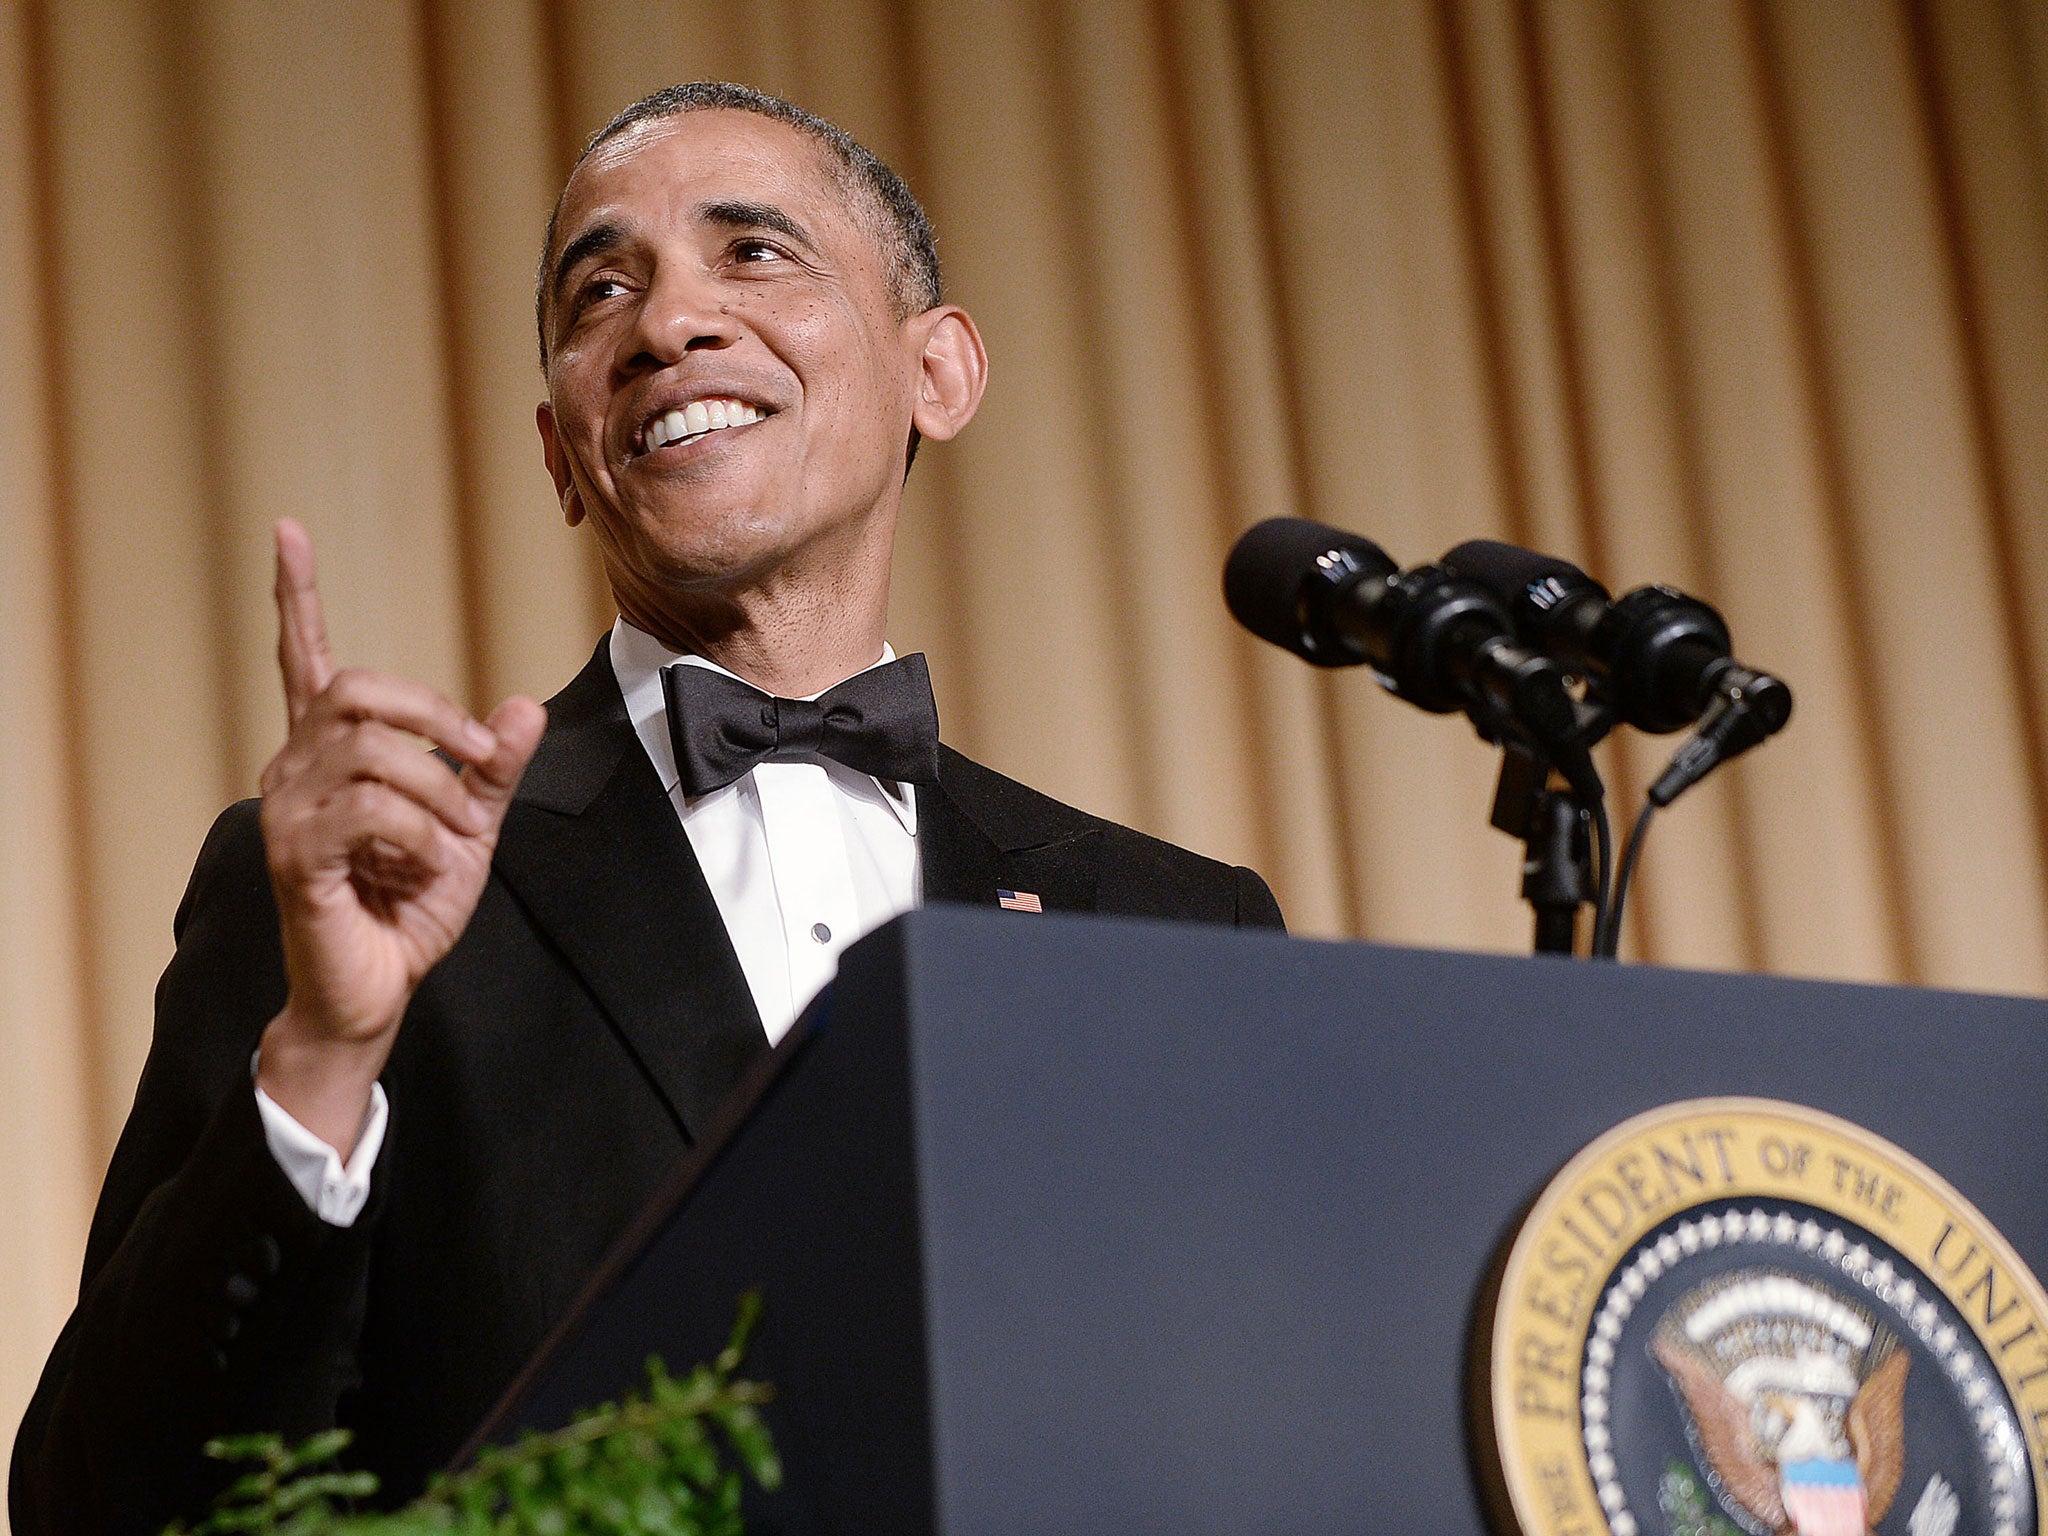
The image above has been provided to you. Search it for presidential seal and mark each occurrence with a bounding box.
[1479,1099,2048,1536]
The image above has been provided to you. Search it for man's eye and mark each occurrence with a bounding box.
[574,276,630,311]
[732,239,785,263]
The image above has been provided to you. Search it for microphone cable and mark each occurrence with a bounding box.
[1594,797,1653,960]
[1588,792,1616,961]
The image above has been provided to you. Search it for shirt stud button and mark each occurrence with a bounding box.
[811,922,832,944]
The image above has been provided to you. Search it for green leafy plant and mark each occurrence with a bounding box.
[167,1292,780,1536]
[1657,1457,1744,1536]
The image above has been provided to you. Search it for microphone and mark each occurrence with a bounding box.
[1443,539,1791,728]
[1222,519,1588,767]
[1441,539,1792,800]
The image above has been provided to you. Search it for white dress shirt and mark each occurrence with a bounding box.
[257,617,922,1225]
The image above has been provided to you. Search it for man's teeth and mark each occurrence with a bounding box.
[642,398,764,454]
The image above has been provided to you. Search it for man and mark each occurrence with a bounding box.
[11,83,1281,1531]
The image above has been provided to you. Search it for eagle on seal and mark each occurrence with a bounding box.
[1652,1274,1908,1536]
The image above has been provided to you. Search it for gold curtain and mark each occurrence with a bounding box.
[4,0,2047,1498]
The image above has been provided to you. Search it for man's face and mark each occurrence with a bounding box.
[537,111,932,617]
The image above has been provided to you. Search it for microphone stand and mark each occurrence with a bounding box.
[1491,743,1592,955]
[1480,669,1614,957]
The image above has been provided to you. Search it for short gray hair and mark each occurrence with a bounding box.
[536,81,942,369]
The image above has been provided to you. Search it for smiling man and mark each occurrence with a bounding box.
[537,89,973,704]
[10,83,1281,1531]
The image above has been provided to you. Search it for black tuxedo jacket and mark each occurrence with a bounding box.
[10,642,1282,1534]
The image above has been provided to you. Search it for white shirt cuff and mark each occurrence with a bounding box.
[252,1076,388,1227]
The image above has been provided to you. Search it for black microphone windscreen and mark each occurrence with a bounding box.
[1442,539,1588,599]
[1224,518,1391,663]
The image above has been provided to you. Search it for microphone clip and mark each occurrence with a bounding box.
[1647,665,1793,806]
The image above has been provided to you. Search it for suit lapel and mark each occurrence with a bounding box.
[488,665,1104,1130]
[491,642,766,1141]
[919,746,1105,913]
[916,775,1007,907]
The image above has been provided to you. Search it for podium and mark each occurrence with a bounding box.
[468,908,2048,1535]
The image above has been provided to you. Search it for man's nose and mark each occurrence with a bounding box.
[620,267,740,369]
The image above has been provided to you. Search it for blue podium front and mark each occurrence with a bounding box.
[472,908,2048,1535]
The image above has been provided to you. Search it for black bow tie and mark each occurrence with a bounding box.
[661,654,942,798]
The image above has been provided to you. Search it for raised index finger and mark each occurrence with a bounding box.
[274,519,337,723]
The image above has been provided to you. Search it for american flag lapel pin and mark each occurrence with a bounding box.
[996,889,1043,913]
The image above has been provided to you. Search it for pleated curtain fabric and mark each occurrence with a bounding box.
[4,0,2047,1503]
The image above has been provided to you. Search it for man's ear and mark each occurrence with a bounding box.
[536,401,585,527]
[909,307,988,443]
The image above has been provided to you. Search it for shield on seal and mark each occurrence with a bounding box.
[1781,1457,1867,1536]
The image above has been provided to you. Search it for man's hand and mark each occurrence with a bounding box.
[255,520,546,1155]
